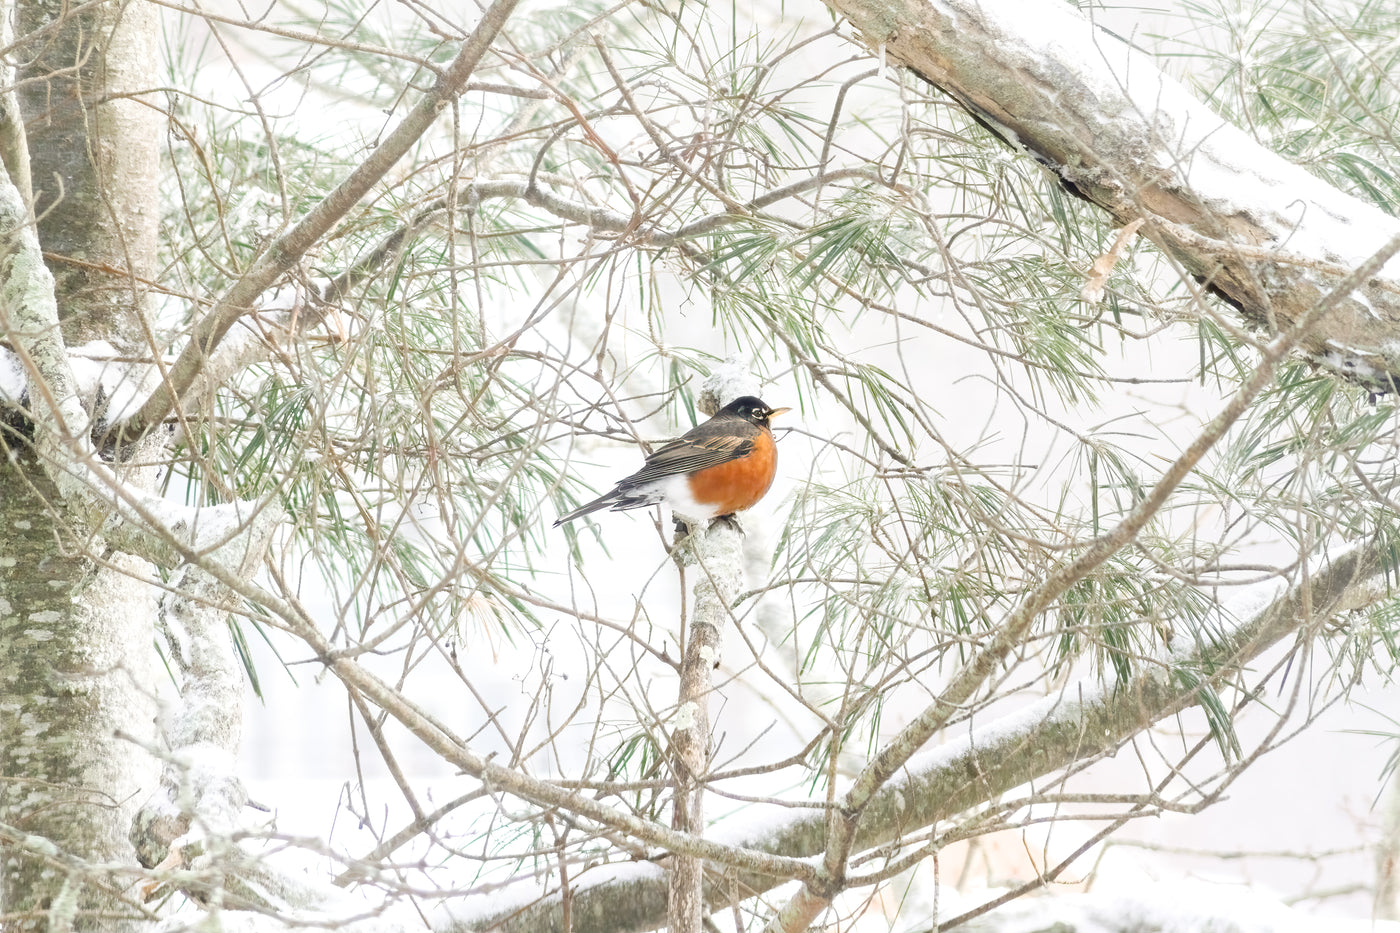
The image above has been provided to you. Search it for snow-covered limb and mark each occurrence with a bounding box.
[139,844,428,933]
[463,541,1387,933]
[129,524,429,927]
[0,157,283,577]
[129,505,279,869]
[670,511,746,932]
[757,221,1399,928]
[0,147,293,909]
[0,811,426,932]
[823,0,1400,388]
[665,365,775,932]
[0,206,184,559]
[698,356,765,416]
[0,170,90,457]
[0,7,30,212]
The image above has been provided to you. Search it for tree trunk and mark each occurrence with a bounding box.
[16,0,162,346]
[0,454,159,930]
[0,0,163,926]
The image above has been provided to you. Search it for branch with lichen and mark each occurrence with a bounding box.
[0,164,279,573]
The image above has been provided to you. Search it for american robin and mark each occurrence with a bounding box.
[555,396,789,526]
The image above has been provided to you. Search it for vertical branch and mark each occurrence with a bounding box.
[129,507,280,871]
[669,518,742,933]
[0,5,30,208]
[668,365,765,931]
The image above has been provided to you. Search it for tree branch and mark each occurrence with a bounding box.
[823,0,1400,388]
[0,149,283,575]
[113,0,523,444]
[760,228,1398,927]
[276,607,822,886]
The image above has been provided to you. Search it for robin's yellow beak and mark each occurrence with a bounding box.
[767,407,791,420]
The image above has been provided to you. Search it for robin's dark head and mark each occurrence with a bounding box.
[720,396,790,427]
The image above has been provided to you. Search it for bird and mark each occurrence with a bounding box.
[555,396,789,526]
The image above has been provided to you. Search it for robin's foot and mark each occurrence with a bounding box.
[712,513,745,535]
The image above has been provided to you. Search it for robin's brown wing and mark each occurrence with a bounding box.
[616,416,758,490]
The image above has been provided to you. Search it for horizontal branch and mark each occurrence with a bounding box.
[303,166,885,335]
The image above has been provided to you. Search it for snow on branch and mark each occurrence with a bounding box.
[0,151,291,897]
[824,0,1400,388]
[0,167,279,576]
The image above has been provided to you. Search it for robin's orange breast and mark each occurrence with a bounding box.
[684,429,778,515]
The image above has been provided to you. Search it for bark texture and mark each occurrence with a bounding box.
[668,519,743,933]
[16,0,162,347]
[1,0,163,926]
[0,454,159,931]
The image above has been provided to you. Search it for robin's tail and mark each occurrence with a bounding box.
[553,491,619,526]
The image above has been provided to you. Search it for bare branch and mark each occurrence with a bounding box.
[113,0,524,444]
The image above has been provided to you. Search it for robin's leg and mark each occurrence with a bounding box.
[713,513,745,534]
